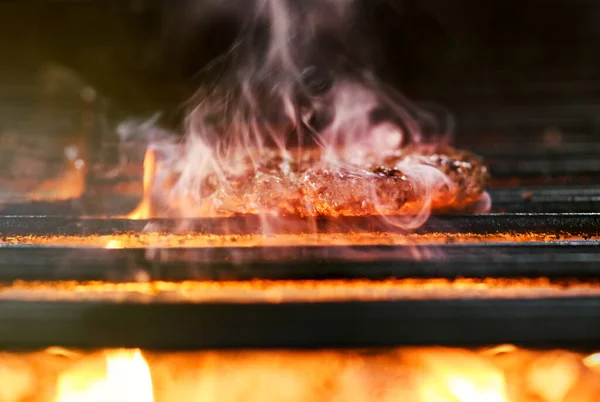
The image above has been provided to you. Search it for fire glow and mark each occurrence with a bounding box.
[128,149,158,220]
[2,346,600,402]
[55,349,153,402]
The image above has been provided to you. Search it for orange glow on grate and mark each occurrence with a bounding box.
[104,239,125,249]
[1,231,595,249]
[3,278,600,304]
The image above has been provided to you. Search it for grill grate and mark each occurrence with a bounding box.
[0,214,600,282]
[3,63,600,351]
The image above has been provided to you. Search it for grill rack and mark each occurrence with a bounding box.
[2,212,600,350]
[3,85,600,350]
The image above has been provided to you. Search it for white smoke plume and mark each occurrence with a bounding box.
[127,0,484,230]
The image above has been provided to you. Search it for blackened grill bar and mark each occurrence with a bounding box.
[2,211,600,281]
[489,186,600,213]
[487,152,600,179]
[3,243,600,282]
[1,213,600,236]
[1,297,600,351]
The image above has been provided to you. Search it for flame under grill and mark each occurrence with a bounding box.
[5,346,600,402]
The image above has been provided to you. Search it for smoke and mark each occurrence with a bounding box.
[180,0,444,150]
[124,0,485,231]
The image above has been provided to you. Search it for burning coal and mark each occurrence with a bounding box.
[121,0,490,230]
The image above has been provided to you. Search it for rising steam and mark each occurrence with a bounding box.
[123,0,489,230]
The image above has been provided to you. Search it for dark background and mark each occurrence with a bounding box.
[1,0,600,145]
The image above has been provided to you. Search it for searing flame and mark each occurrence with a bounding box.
[128,149,157,219]
[446,378,508,402]
[55,349,153,402]
[415,349,508,402]
[584,352,600,370]
[2,346,600,401]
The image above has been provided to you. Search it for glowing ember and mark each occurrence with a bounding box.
[104,239,125,249]
[55,349,153,402]
[1,346,599,402]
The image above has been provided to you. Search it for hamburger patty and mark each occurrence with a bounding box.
[174,145,490,217]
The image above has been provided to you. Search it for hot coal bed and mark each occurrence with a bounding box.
[4,1,600,401]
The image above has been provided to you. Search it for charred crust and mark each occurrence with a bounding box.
[184,145,489,217]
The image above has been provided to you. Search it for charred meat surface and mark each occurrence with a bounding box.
[174,145,489,218]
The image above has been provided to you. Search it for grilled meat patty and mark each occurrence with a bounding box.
[172,145,489,217]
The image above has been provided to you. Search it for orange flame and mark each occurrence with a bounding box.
[2,346,600,401]
[128,149,156,220]
[26,145,87,202]
[55,349,153,402]
[414,348,509,402]
[584,352,600,371]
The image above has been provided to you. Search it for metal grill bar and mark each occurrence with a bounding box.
[2,243,600,282]
[1,213,599,236]
[490,186,600,212]
[473,141,600,179]
[1,297,599,350]
[487,157,600,178]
